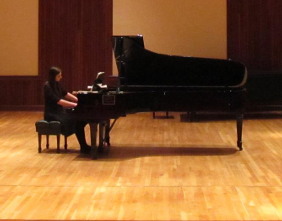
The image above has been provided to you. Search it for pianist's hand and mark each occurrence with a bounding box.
[72,91,78,96]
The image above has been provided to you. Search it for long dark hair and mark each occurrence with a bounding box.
[48,66,61,83]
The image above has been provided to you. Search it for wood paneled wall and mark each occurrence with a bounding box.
[1,1,282,109]
[227,0,282,71]
[0,0,113,110]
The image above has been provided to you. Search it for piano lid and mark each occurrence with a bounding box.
[112,35,247,88]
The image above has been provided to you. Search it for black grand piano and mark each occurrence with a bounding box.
[68,35,247,158]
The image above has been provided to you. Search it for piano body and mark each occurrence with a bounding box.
[69,35,247,158]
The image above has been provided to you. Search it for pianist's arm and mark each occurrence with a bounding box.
[65,92,78,102]
[57,99,77,108]
[57,92,78,108]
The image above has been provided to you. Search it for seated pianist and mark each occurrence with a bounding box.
[92,72,108,92]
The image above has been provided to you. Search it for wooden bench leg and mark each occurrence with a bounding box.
[64,136,67,150]
[237,113,243,151]
[46,135,49,149]
[38,133,42,153]
[56,135,60,153]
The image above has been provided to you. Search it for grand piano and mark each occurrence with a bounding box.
[68,35,248,158]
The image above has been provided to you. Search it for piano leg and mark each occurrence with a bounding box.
[236,113,244,151]
[105,120,111,146]
[98,123,104,152]
[89,122,98,159]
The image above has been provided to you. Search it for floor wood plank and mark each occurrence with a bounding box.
[0,111,282,220]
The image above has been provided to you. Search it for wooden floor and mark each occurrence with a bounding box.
[0,111,282,220]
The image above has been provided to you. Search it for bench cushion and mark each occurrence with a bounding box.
[35,120,61,135]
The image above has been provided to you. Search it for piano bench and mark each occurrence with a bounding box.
[35,120,67,153]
